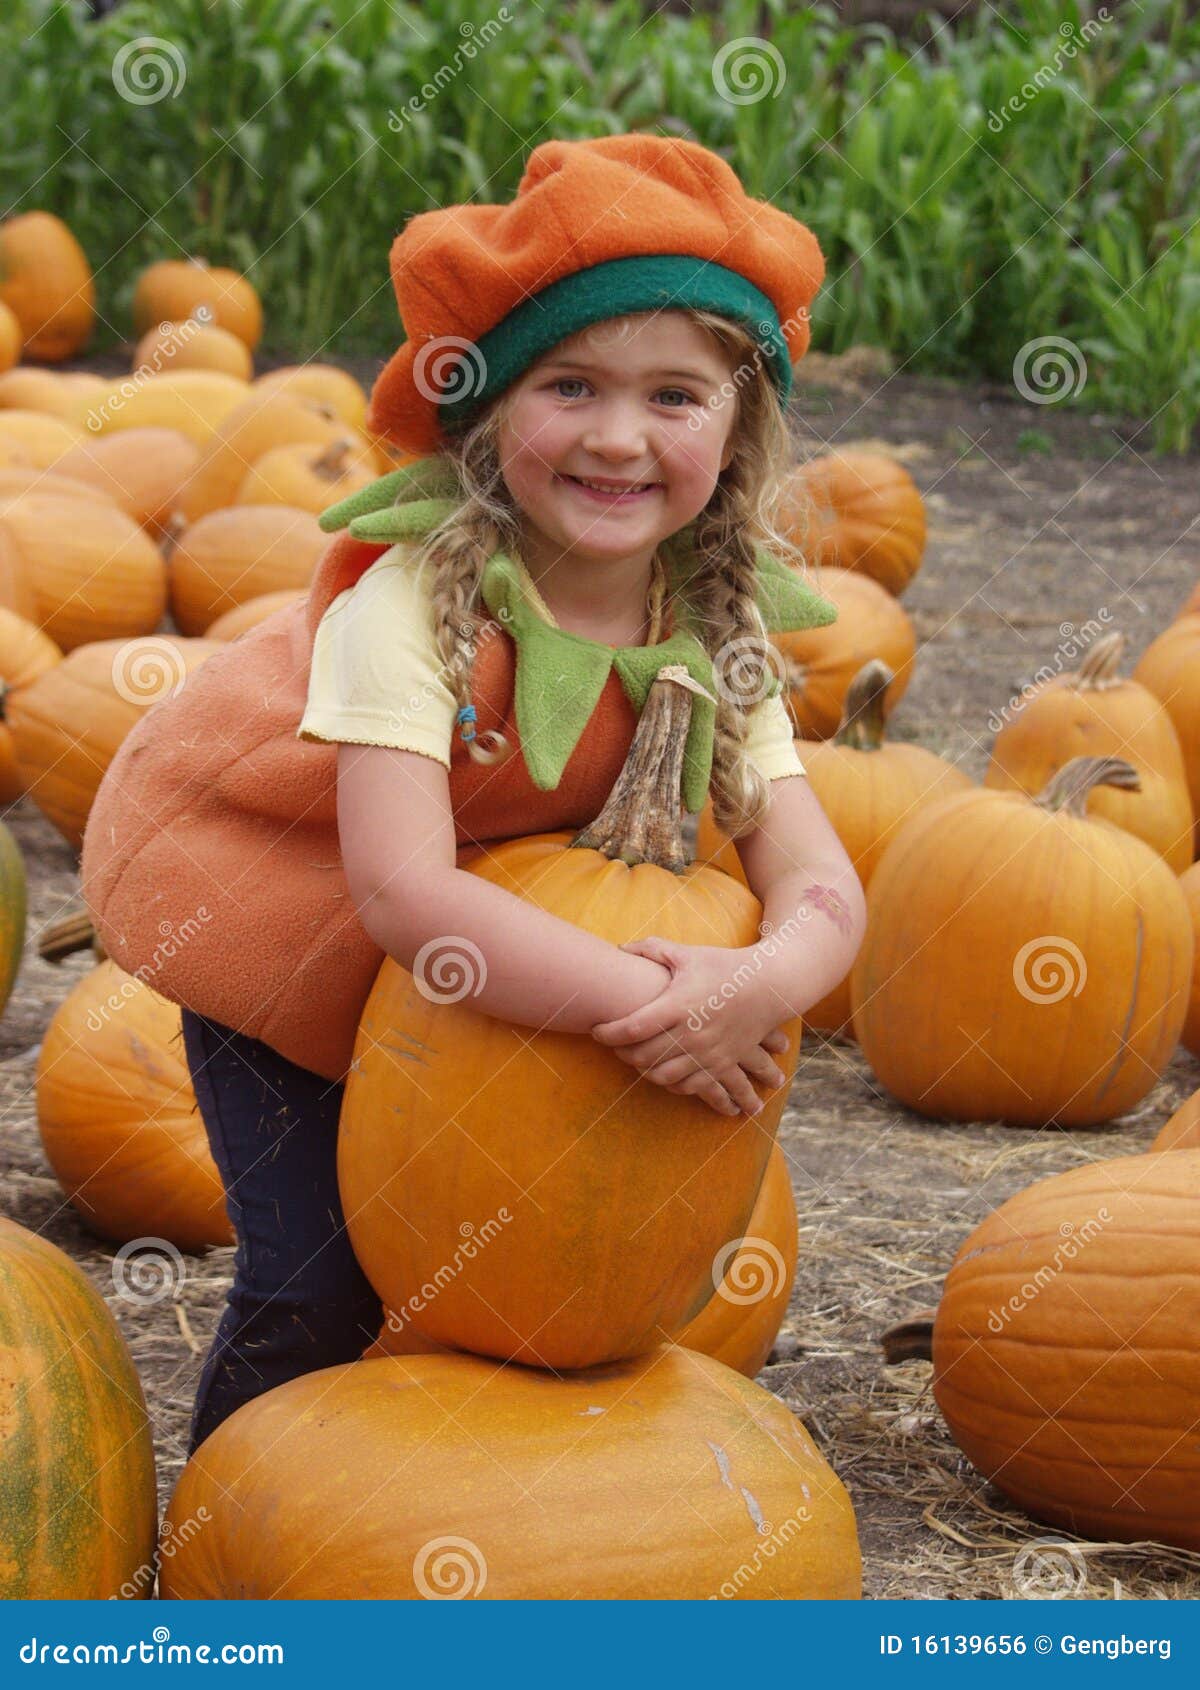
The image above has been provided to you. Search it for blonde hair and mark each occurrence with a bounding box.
[405,308,817,839]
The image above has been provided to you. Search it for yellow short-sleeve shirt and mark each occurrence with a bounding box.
[298,545,806,782]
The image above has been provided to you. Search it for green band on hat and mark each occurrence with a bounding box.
[437,255,792,428]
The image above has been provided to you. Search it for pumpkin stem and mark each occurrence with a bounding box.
[312,439,353,481]
[570,665,709,873]
[1071,630,1125,689]
[39,909,105,964]
[837,660,893,750]
[880,1313,935,1364]
[1034,754,1141,816]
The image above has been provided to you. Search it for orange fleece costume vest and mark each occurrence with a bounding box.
[79,531,657,1082]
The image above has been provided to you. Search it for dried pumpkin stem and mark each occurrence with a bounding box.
[571,665,702,873]
[837,659,894,751]
[39,909,104,964]
[312,439,353,480]
[1070,629,1125,689]
[880,1313,936,1365]
[1034,754,1141,817]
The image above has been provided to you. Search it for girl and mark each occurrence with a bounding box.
[80,133,865,1457]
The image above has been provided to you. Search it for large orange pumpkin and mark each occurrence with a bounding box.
[1153,1089,1200,1151]
[159,1345,861,1599]
[0,1215,157,1596]
[253,364,369,432]
[986,629,1194,873]
[177,389,372,522]
[0,605,62,801]
[168,505,326,634]
[1134,613,1200,858]
[0,491,166,650]
[772,565,915,740]
[782,447,926,596]
[851,756,1193,1126]
[339,670,802,1369]
[368,1140,800,1381]
[887,1152,1200,1548]
[53,426,199,535]
[235,437,376,515]
[132,258,262,351]
[133,319,253,382]
[7,634,221,846]
[0,408,83,468]
[697,661,972,1035]
[0,211,95,362]
[0,366,105,423]
[37,959,232,1250]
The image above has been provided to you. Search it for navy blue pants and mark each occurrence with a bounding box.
[180,1009,382,1455]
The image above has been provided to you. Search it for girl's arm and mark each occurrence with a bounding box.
[337,742,671,1033]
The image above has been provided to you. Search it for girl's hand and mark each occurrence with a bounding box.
[590,936,794,1119]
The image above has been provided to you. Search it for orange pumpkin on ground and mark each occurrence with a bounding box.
[253,364,369,432]
[53,426,199,535]
[206,588,306,640]
[985,630,1194,873]
[782,447,926,596]
[0,366,103,423]
[37,960,232,1249]
[0,491,166,650]
[0,466,119,505]
[0,525,37,621]
[0,300,21,372]
[0,606,62,801]
[88,370,249,447]
[168,505,326,634]
[159,1345,861,1599]
[368,1141,800,1380]
[0,1215,157,1597]
[133,319,253,382]
[177,389,373,522]
[1134,613,1200,858]
[0,211,95,362]
[339,670,801,1370]
[1153,1089,1200,1151]
[773,566,915,740]
[133,257,262,351]
[851,756,1193,1127]
[0,408,83,468]
[6,634,221,847]
[235,437,376,515]
[886,1152,1200,1549]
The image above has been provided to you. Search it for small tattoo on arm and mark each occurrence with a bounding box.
[801,882,852,935]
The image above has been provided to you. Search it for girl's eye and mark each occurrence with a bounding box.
[656,388,698,408]
[553,378,588,399]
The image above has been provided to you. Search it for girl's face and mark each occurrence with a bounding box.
[495,312,740,572]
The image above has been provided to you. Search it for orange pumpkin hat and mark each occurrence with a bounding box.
[367,132,825,454]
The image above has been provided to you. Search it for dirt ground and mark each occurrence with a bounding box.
[2,353,1197,1600]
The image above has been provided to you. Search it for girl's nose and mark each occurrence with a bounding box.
[582,401,650,457]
